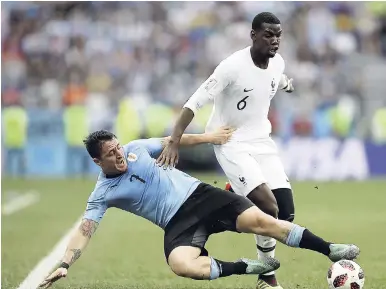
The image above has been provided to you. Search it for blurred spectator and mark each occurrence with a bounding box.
[1,1,386,140]
[63,70,87,105]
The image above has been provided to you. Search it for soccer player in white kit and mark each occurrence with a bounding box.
[157,12,295,289]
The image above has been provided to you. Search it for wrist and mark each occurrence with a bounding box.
[169,137,181,145]
[59,262,70,269]
[203,133,214,144]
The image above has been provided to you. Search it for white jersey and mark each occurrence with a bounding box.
[184,46,285,142]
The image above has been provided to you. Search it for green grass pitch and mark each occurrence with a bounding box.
[2,174,386,289]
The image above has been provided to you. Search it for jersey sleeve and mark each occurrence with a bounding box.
[183,60,235,114]
[124,138,163,158]
[83,191,108,223]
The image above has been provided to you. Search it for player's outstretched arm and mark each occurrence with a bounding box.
[170,107,196,144]
[157,107,195,167]
[39,218,99,288]
[157,59,232,167]
[164,126,235,147]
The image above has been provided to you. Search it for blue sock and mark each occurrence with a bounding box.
[285,224,305,247]
[209,257,220,280]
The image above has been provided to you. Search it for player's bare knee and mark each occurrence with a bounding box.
[255,214,278,236]
[257,198,278,218]
[248,184,279,218]
[252,207,278,235]
[169,258,193,278]
[265,202,279,219]
[168,246,202,279]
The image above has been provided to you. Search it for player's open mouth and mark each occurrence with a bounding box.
[270,47,278,53]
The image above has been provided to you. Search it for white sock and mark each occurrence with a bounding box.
[255,234,277,276]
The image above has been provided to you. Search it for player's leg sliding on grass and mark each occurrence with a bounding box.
[168,246,278,280]
[166,202,359,281]
[236,206,359,262]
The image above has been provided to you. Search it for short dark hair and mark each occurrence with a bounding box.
[252,12,280,31]
[83,130,117,159]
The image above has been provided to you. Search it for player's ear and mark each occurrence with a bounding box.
[250,29,256,41]
[93,158,101,167]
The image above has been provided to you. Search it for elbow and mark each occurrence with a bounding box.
[181,107,195,118]
[182,102,198,116]
[183,90,211,116]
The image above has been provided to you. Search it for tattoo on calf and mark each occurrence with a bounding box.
[80,219,98,238]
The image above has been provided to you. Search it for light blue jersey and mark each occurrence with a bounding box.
[83,138,201,229]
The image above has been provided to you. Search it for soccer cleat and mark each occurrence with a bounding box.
[239,257,280,275]
[256,278,283,289]
[328,244,360,262]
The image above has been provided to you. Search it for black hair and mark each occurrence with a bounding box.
[83,130,117,159]
[252,12,280,31]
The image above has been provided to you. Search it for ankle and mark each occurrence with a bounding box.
[214,259,247,277]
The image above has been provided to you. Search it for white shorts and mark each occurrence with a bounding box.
[214,138,291,197]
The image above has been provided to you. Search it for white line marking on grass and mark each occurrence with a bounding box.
[17,217,83,289]
[2,191,40,216]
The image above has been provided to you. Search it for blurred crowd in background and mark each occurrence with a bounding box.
[2,2,386,176]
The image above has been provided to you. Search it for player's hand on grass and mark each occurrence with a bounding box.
[209,126,235,145]
[157,139,180,168]
[39,267,67,288]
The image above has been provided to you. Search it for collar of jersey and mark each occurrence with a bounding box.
[105,172,125,179]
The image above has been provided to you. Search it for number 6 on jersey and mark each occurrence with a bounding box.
[237,96,250,110]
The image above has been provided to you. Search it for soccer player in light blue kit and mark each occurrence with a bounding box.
[40,129,360,288]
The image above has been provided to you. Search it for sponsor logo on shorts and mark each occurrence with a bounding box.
[239,176,247,186]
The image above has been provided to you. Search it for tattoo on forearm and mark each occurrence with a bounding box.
[69,249,82,265]
[80,219,98,238]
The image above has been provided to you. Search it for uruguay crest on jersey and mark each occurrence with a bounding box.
[127,152,138,162]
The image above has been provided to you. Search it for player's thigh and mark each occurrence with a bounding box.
[166,223,210,276]
[166,223,209,263]
[214,147,266,197]
[246,183,279,218]
[258,154,291,190]
[257,154,295,220]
